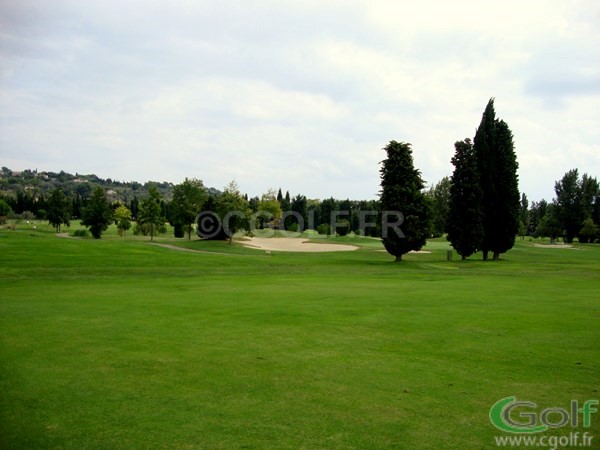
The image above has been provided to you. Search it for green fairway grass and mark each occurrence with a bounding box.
[1,224,599,449]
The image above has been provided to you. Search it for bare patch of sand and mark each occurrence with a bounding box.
[531,243,576,249]
[241,237,358,252]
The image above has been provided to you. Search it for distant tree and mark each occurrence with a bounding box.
[338,199,353,231]
[579,218,598,243]
[316,223,330,235]
[279,191,291,213]
[336,218,350,236]
[447,139,484,259]
[580,174,599,221]
[519,193,529,239]
[257,188,283,228]
[0,199,11,224]
[216,181,251,243]
[289,194,307,231]
[81,187,113,239]
[528,199,547,237]
[197,195,228,240]
[72,193,85,219]
[591,177,600,227]
[537,204,562,243]
[379,141,429,261]
[307,199,322,230]
[248,196,260,213]
[138,185,164,241]
[319,197,338,232]
[277,188,283,203]
[554,169,581,243]
[474,99,520,260]
[36,209,47,221]
[170,178,207,240]
[427,176,451,237]
[47,188,71,232]
[130,196,139,219]
[114,204,132,237]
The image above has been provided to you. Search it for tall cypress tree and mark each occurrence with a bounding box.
[491,119,520,258]
[474,99,497,260]
[447,139,483,259]
[379,141,429,261]
[473,98,520,260]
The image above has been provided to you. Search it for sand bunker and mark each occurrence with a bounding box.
[531,243,576,249]
[241,237,358,253]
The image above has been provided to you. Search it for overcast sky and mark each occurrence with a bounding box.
[1,0,599,201]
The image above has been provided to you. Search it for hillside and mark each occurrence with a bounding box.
[0,167,219,204]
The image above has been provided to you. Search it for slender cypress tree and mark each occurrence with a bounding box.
[474,99,497,260]
[490,119,520,258]
[447,139,483,259]
[473,98,520,260]
[379,141,429,261]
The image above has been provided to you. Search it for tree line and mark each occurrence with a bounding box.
[1,99,598,248]
[0,177,381,240]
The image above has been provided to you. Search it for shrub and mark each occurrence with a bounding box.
[73,229,89,237]
[316,223,330,235]
[336,219,350,237]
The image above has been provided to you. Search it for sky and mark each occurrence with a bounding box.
[1,0,599,202]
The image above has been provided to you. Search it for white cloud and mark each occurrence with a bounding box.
[1,0,599,201]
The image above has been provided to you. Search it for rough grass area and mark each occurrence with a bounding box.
[1,223,599,449]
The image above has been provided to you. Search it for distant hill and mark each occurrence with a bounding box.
[0,166,220,204]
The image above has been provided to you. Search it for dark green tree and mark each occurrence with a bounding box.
[320,197,338,233]
[216,181,250,243]
[170,178,207,240]
[379,141,430,261]
[280,191,291,212]
[447,139,484,259]
[0,199,12,217]
[579,218,598,243]
[81,187,113,239]
[529,199,548,237]
[47,188,71,232]
[491,119,520,257]
[426,176,451,237]
[138,185,164,241]
[474,99,497,260]
[537,203,562,243]
[554,169,581,243]
[519,193,529,239]
[289,194,308,231]
[130,196,139,220]
[580,174,599,221]
[474,99,520,260]
[197,195,228,240]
